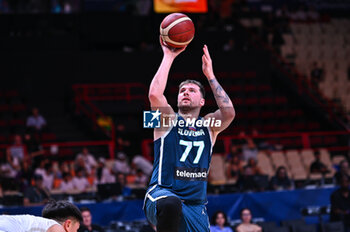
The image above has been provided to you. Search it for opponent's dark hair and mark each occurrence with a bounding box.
[211,210,229,226]
[179,80,205,98]
[42,200,82,223]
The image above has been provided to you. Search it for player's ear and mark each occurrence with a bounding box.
[200,98,205,107]
[63,219,72,231]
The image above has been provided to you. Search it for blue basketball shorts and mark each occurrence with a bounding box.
[143,185,210,232]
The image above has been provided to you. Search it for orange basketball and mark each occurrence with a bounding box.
[160,13,195,49]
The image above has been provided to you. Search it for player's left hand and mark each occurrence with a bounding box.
[202,45,215,80]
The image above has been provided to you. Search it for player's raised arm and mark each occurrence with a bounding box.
[148,37,186,109]
[202,45,235,139]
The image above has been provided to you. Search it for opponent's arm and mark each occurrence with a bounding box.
[203,45,235,140]
[148,37,186,109]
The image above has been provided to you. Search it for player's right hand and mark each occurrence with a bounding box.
[160,36,186,59]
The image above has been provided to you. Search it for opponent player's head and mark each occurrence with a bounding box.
[42,200,82,232]
[177,80,205,113]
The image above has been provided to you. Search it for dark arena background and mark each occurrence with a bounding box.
[1,0,350,231]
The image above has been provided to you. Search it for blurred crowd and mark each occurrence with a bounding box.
[0,139,153,206]
[221,131,350,192]
[0,106,153,206]
[1,116,350,206]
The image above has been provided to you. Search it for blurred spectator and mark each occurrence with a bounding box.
[226,155,243,183]
[237,166,258,192]
[75,155,89,175]
[330,174,350,231]
[35,159,48,178]
[98,158,116,184]
[237,158,264,192]
[76,147,97,174]
[2,152,20,179]
[72,168,91,192]
[242,138,258,162]
[78,207,104,232]
[310,62,324,85]
[58,161,71,177]
[245,158,262,175]
[114,152,130,175]
[210,210,233,232]
[41,163,54,191]
[23,132,44,169]
[26,107,47,132]
[17,159,33,192]
[59,172,75,193]
[269,166,292,190]
[23,174,50,206]
[236,208,262,232]
[310,151,329,174]
[134,169,148,186]
[7,134,25,162]
[335,160,350,184]
[0,153,20,192]
[347,63,350,81]
[226,145,242,162]
[132,155,153,176]
[117,173,131,198]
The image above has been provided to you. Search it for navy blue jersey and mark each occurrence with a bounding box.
[149,114,213,203]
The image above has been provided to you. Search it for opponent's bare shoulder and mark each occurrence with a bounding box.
[47,224,66,232]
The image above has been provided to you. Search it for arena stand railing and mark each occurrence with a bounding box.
[72,83,148,158]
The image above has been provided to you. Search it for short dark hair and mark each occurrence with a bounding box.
[211,210,229,226]
[42,200,83,223]
[179,80,205,98]
[79,207,91,213]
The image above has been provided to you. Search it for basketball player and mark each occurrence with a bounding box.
[0,200,82,232]
[144,38,235,232]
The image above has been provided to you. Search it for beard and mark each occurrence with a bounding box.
[178,104,192,113]
[178,103,201,115]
